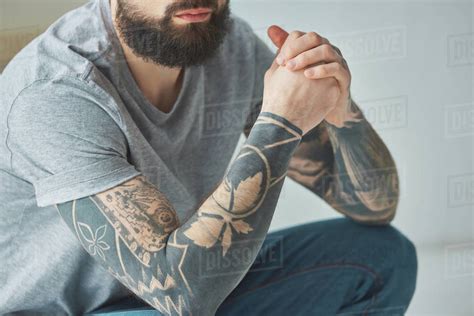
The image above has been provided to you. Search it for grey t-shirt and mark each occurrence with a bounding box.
[0,0,274,314]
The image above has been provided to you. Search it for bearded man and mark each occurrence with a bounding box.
[0,0,417,315]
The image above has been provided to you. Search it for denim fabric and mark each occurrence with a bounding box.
[88,218,417,316]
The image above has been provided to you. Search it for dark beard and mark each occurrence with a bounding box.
[115,0,233,68]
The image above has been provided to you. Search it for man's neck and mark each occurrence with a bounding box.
[110,0,183,113]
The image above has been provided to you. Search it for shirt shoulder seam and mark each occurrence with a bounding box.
[5,78,52,173]
[5,75,125,175]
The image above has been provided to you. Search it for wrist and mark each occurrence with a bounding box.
[325,97,364,129]
[244,112,303,169]
[257,112,303,136]
[260,102,306,135]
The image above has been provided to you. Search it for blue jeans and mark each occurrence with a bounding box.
[89,218,418,316]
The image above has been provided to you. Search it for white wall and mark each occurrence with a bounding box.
[230,0,473,245]
[230,0,473,315]
[1,0,472,315]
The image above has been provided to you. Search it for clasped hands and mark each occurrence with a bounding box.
[267,25,353,128]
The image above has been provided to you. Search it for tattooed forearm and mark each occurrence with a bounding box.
[56,112,302,316]
[287,99,399,224]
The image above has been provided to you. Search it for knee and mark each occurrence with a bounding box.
[296,218,418,273]
[395,230,417,274]
[375,224,417,275]
[300,218,418,308]
[384,226,418,291]
[353,222,417,273]
[353,222,418,301]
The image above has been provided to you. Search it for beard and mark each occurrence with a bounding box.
[114,0,233,68]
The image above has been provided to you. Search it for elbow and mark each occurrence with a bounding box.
[349,203,397,226]
[355,210,396,226]
[355,188,399,226]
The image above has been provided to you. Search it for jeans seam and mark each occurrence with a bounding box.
[220,262,383,310]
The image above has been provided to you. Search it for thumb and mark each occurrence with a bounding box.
[267,25,289,50]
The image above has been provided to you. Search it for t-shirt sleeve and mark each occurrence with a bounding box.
[7,78,142,208]
[244,31,276,134]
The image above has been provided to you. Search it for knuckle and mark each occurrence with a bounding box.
[322,44,334,59]
[288,31,298,39]
[285,43,297,58]
[332,44,341,55]
[318,66,328,76]
[288,30,305,40]
[290,30,304,38]
[296,53,307,65]
[307,32,320,44]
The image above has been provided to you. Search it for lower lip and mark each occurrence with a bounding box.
[175,12,211,22]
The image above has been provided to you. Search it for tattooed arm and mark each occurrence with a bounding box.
[245,99,398,225]
[287,99,399,225]
[242,26,399,225]
[56,112,302,316]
